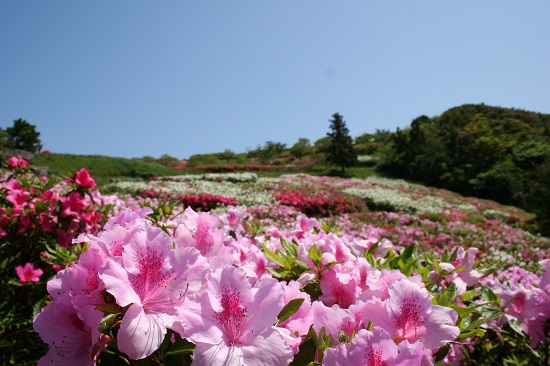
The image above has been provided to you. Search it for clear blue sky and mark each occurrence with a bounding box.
[1,1,549,159]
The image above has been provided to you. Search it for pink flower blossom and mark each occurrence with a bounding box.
[319,263,359,309]
[173,207,231,267]
[179,266,293,366]
[102,207,153,231]
[99,225,209,360]
[324,326,434,365]
[33,294,103,366]
[15,262,43,284]
[74,168,96,189]
[7,154,28,169]
[311,301,361,341]
[47,248,106,308]
[363,278,460,350]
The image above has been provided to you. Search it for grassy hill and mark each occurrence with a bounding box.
[31,151,379,186]
[32,153,191,186]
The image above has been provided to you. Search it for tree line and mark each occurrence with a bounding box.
[376,104,550,235]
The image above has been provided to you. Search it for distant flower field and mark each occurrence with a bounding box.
[1,159,549,365]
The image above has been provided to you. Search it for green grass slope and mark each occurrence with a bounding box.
[32,153,188,186]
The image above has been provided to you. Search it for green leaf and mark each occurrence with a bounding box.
[507,319,525,335]
[365,241,379,256]
[435,282,457,307]
[434,343,450,362]
[466,312,502,330]
[320,220,335,234]
[308,244,322,265]
[95,303,122,314]
[277,298,305,323]
[400,244,415,261]
[262,244,286,267]
[480,285,500,303]
[98,313,121,333]
[280,237,298,258]
[459,290,480,302]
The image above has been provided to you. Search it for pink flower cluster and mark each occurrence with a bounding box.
[275,186,364,217]
[0,167,107,247]
[7,154,29,170]
[34,207,465,365]
[179,193,238,211]
[480,262,550,346]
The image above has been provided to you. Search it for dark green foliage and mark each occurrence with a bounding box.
[354,129,392,156]
[3,119,43,153]
[290,138,313,159]
[253,141,288,164]
[326,113,358,176]
[378,104,550,234]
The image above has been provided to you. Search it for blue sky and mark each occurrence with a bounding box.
[1,1,549,159]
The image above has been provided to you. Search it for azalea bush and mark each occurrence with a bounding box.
[179,193,237,211]
[2,163,550,365]
[0,157,118,365]
[32,205,550,365]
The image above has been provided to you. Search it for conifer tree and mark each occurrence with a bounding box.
[326,113,357,176]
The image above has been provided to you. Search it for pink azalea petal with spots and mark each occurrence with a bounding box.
[99,226,208,360]
[319,263,359,309]
[324,327,399,365]
[116,304,170,360]
[311,301,359,341]
[388,278,459,350]
[47,248,105,308]
[180,267,292,366]
[33,295,102,366]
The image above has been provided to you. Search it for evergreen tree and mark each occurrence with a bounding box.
[326,113,357,176]
[5,119,43,153]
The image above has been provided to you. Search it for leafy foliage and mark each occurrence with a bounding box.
[2,119,43,153]
[378,104,550,234]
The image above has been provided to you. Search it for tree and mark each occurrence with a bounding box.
[290,138,312,158]
[255,141,287,163]
[5,119,43,153]
[326,113,357,176]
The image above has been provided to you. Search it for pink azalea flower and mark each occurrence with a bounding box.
[225,236,269,282]
[7,154,28,169]
[74,168,96,189]
[324,326,434,365]
[178,266,293,366]
[310,301,361,341]
[5,189,30,209]
[363,278,460,350]
[220,208,248,232]
[319,263,359,309]
[174,207,233,267]
[60,191,88,218]
[452,247,482,286]
[102,207,153,231]
[47,248,106,308]
[99,226,209,360]
[291,214,319,238]
[33,294,103,366]
[278,280,313,336]
[324,327,399,365]
[15,262,43,284]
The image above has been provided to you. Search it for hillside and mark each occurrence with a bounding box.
[377,103,550,234]
[12,103,550,234]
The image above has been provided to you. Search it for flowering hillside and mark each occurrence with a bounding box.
[1,158,549,365]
